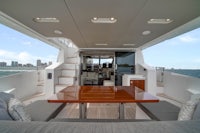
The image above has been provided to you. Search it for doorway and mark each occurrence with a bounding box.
[80,52,114,86]
[115,52,135,85]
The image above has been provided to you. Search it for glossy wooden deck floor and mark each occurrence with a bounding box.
[56,103,150,119]
[22,92,151,119]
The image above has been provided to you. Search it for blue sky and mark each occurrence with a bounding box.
[142,27,200,69]
[0,24,58,66]
[0,23,200,69]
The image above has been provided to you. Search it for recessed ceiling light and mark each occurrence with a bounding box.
[148,19,173,24]
[110,17,115,21]
[91,17,117,23]
[95,43,108,46]
[142,30,151,35]
[93,17,98,20]
[33,17,60,23]
[54,30,62,35]
[123,44,136,46]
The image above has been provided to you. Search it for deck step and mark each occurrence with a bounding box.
[55,84,71,93]
[62,69,76,77]
[65,57,78,64]
[59,76,74,85]
[62,64,76,69]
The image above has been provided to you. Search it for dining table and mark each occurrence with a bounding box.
[48,85,159,119]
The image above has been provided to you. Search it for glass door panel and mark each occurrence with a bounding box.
[115,52,135,85]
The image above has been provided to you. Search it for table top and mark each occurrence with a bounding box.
[48,86,159,103]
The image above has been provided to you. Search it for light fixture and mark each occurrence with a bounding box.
[54,30,62,35]
[110,17,115,21]
[93,17,98,20]
[33,17,60,23]
[142,30,151,35]
[123,44,136,46]
[91,17,117,23]
[148,19,173,24]
[95,43,108,46]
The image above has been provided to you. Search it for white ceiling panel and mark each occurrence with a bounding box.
[0,0,200,48]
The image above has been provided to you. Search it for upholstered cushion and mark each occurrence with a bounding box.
[103,80,114,86]
[0,120,200,133]
[178,100,199,121]
[8,98,31,121]
[50,118,153,122]
[25,100,65,121]
[0,98,7,109]
[192,102,200,120]
[0,109,13,120]
[87,72,96,77]
[0,92,14,103]
[82,72,87,76]
[0,98,13,120]
[137,101,180,121]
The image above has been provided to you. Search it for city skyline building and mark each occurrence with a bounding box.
[37,59,42,67]
[0,59,52,68]
[11,61,18,67]
[0,62,7,67]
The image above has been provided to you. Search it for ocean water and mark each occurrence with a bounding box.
[0,71,20,77]
[166,69,200,78]
[0,67,38,77]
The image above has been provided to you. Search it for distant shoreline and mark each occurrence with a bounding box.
[166,69,200,78]
[0,71,21,77]
[0,66,44,70]
[0,67,44,77]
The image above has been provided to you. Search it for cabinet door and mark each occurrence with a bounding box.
[130,80,145,90]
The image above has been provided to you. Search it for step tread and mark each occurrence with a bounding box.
[37,84,44,86]
[59,76,76,78]
[63,63,77,65]
[66,56,77,58]
[61,69,76,71]
[56,84,74,87]
[55,84,72,87]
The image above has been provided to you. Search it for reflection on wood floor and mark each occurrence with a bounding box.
[56,103,137,119]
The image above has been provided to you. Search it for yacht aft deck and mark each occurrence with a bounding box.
[0,1,200,132]
[22,94,182,121]
[21,84,179,120]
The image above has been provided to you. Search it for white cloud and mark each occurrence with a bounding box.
[164,35,199,46]
[178,35,198,43]
[192,58,200,63]
[17,52,34,64]
[0,50,17,60]
[0,49,7,56]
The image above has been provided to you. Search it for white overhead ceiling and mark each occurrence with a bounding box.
[0,0,200,49]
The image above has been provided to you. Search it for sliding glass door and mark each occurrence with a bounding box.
[115,52,135,85]
[80,53,114,85]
